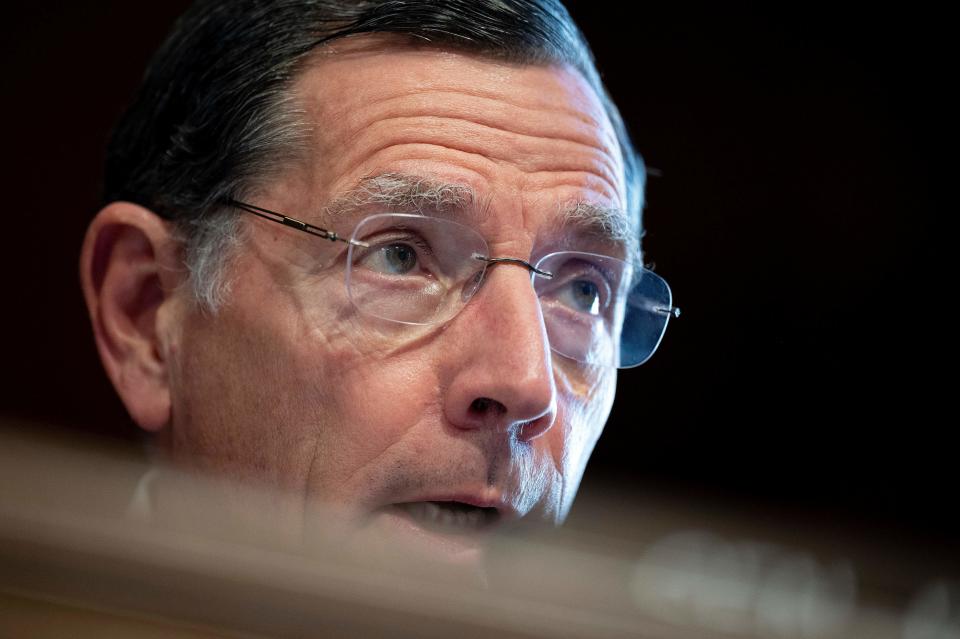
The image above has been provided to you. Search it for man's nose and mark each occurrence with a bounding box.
[441,263,557,441]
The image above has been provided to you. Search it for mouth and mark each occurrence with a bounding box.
[391,500,501,534]
[363,497,514,561]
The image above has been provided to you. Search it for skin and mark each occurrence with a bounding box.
[82,36,626,560]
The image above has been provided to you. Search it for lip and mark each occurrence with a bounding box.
[360,491,520,562]
[394,492,521,526]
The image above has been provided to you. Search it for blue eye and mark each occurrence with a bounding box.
[379,243,418,274]
[539,256,614,317]
[357,238,430,276]
[560,279,602,315]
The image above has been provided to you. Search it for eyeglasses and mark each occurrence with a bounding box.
[227,200,679,368]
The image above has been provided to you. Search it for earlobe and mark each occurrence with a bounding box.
[80,202,182,433]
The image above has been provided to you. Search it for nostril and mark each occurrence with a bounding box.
[470,397,506,416]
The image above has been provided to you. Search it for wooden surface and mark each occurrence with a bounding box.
[1,428,953,638]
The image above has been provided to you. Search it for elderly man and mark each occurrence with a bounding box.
[80,0,677,559]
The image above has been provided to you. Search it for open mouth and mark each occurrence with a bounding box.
[392,501,501,534]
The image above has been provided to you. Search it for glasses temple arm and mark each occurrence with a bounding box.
[225,199,369,247]
[654,306,681,318]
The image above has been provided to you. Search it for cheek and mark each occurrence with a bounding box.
[293,311,445,493]
[317,348,441,464]
[166,246,450,501]
[164,270,360,478]
[167,314,305,480]
[569,373,616,459]
[317,313,440,416]
[552,370,617,511]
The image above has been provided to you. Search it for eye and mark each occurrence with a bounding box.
[558,278,604,315]
[373,242,418,274]
[355,233,434,277]
[536,255,617,318]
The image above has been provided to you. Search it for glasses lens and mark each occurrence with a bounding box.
[347,219,675,368]
[346,214,488,325]
[618,268,675,368]
[534,252,674,368]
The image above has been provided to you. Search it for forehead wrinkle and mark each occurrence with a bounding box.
[298,63,624,204]
[339,115,622,201]
[335,88,619,158]
[305,49,611,133]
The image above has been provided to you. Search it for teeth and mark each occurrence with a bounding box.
[398,501,493,531]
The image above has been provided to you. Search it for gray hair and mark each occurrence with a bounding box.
[104,0,645,311]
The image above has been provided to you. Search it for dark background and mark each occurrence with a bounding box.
[2,3,954,556]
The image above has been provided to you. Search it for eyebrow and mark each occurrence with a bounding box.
[324,172,478,218]
[556,199,640,259]
[324,171,639,257]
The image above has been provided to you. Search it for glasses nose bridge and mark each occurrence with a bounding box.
[478,255,552,279]
[462,253,550,306]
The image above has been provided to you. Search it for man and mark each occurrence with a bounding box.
[79,0,677,560]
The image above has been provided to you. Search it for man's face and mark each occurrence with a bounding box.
[158,38,626,559]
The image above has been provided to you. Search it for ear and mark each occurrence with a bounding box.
[80,202,184,433]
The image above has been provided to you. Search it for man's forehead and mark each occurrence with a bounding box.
[273,35,633,252]
[292,34,622,160]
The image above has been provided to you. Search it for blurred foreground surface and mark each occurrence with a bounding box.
[1,426,957,639]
